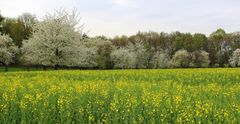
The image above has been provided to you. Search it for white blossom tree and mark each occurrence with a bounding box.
[150,51,170,68]
[18,13,37,28]
[128,42,148,68]
[229,48,240,67]
[110,47,136,69]
[75,46,97,68]
[171,49,191,68]
[0,34,18,71]
[21,9,86,69]
[191,50,210,68]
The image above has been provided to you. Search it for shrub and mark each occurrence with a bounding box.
[171,49,190,68]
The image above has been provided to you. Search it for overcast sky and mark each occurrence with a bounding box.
[1,0,240,37]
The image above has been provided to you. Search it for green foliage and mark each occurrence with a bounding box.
[0,13,3,22]
[192,33,207,50]
[0,19,26,47]
[84,37,115,69]
[0,13,36,48]
[207,29,227,65]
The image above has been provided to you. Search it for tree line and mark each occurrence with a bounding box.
[1,10,240,71]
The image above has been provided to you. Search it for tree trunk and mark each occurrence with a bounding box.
[27,65,30,71]
[55,48,59,70]
[54,64,59,70]
[43,66,47,71]
[5,64,8,72]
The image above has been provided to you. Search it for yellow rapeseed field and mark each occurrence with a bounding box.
[0,68,239,123]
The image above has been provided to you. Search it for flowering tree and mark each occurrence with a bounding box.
[110,47,136,69]
[229,48,240,67]
[21,9,84,69]
[150,51,170,68]
[128,42,148,68]
[0,34,18,71]
[191,50,210,67]
[76,46,97,68]
[171,49,191,68]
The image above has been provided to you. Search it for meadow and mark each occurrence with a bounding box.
[0,68,239,123]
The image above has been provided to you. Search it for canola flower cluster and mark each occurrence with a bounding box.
[0,68,239,123]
